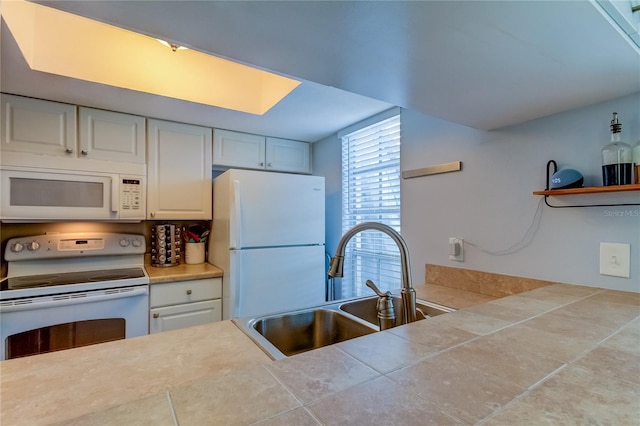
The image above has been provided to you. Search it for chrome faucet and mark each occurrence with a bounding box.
[328,222,417,325]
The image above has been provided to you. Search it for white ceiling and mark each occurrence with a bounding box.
[2,1,639,142]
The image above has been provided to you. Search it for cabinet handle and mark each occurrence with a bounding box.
[186,290,192,295]
[65,148,73,154]
[153,313,159,318]
[81,150,88,155]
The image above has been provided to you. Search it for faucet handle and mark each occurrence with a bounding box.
[367,280,396,330]
[365,280,389,298]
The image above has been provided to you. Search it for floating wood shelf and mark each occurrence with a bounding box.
[533,184,640,196]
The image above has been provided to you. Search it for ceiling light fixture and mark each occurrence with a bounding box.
[156,39,188,52]
[2,0,300,115]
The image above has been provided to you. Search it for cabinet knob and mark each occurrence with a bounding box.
[268,163,273,167]
[150,212,156,218]
[153,313,159,319]
[65,148,73,154]
[81,150,88,155]
[186,289,192,295]
[259,162,264,166]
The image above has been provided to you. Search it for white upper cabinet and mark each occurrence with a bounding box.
[265,137,311,174]
[213,129,266,169]
[1,95,145,167]
[147,119,212,220]
[1,94,77,157]
[213,129,311,174]
[78,107,145,164]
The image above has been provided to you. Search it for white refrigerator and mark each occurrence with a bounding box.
[209,169,326,319]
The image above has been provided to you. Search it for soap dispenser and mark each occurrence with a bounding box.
[601,112,633,186]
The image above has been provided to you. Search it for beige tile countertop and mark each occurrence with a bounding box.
[1,284,639,425]
[145,257,223,284]
[414,283,499,309]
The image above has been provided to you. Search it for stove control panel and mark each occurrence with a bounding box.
[59,238,105,251]
[5,233,146,261]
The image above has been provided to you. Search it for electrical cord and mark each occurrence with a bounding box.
[464,197,545,256]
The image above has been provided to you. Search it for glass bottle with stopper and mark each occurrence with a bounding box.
[633,140,640,184]
[601,112,633,186]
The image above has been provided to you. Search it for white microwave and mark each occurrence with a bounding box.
[0,167,145,222]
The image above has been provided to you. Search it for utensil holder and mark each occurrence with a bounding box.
[185,242,205,264]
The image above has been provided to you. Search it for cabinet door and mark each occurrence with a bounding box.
[149,299,222,334]
[213,129,266,169]
[79,107,145,164]
[265,137,311,174]
[147,119,212,220]
[1,94,77,156]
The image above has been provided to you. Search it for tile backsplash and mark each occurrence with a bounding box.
[425,264,555,297]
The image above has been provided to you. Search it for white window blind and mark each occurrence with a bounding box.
[340,112,401,299]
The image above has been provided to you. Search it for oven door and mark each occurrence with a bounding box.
[0,168,119,221]
[0,285,148,360]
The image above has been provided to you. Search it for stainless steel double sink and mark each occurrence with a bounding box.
[233,296,455,360]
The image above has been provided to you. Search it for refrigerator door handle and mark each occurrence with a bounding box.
[233,251,242,317]
[231,180,242,249]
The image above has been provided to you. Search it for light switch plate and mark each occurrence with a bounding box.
[599,242,631,278]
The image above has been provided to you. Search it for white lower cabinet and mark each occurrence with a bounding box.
[149,278,222,334]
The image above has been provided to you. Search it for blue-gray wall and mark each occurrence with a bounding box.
[314,92,640,292]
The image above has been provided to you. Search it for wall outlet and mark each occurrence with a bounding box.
[599,242,630,278]
[449,237,464,262]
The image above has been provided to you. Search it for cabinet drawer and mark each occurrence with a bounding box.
[150,278,221,307]
[149,299,222,334]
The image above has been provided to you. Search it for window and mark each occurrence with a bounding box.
[339,109,401,299]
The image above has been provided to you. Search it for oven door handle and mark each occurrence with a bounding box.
[0,286,148,313]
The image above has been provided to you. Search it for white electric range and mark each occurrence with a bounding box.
[1,232,149,360]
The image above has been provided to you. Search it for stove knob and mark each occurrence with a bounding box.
[132,239,143,248]
[119,239,130,247]
[26,241,40,251]
[11,242,24,253]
